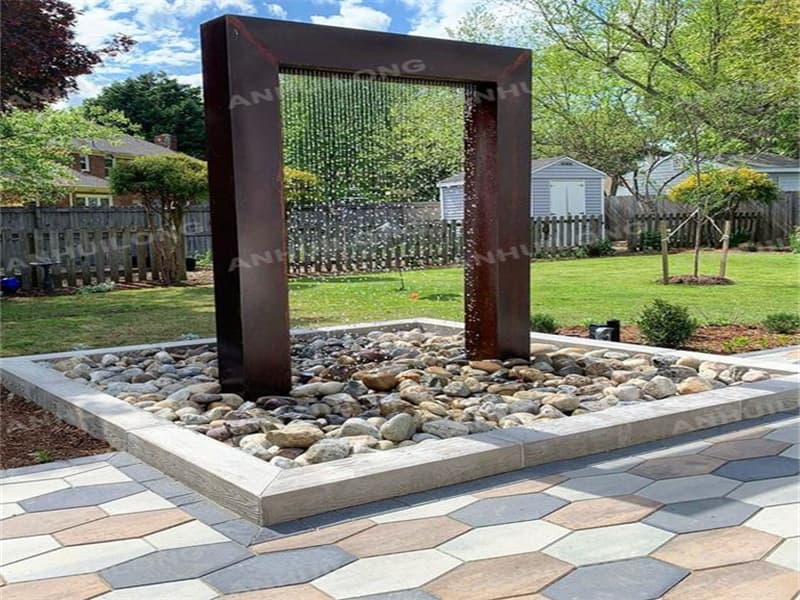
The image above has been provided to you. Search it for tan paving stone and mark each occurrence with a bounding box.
[474,475,566,499]
[0,507,106,539]
[336,516,469,557]
[544,495,661,530]
[664,561,800,600]
[706,427,770,443]
[0,573,109,600]
[652,526,783,570]
[53,508,192,546]
[251,519,374,554]
[702,438,791,461]
[224,584,332,599]
[424,552,572,600]
[629,454,725,480]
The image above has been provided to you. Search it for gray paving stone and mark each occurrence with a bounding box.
[118,463,166,482]
[202,545,355,593]
[19,482,145,512]
[643,497,759,533]
[0,461,75,479]
[170,492,205,506]
[450,493,567,527]
[67,452,118,465]
[542,557,689,600]
[100,542,252,588]
[213,518,263,545]
[713,456,800,481]
[181,500,240,525]
[107,453,143,468]
[351,591,439,600]
[142,477,194,499]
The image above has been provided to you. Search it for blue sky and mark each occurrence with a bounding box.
[65,0,483,103]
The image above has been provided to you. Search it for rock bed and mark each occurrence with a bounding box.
[49,329,771,469]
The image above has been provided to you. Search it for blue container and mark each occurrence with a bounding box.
[1,276,21,295]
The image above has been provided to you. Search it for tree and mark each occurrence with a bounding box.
[85,72,206,159]
[110,155,208,285]
[1,0,134,110]
[284,167,320,205]
[668,166,780,276]
[0,107,128,203]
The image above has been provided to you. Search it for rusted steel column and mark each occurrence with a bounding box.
[201,18,292,398]
[464,60,532,360]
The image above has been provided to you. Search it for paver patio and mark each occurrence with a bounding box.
[1,411,797,599]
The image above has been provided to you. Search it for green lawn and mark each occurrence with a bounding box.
[2,250,798,357]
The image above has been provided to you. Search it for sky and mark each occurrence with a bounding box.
[65,0,484,104]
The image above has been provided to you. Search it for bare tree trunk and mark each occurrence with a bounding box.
[659,219,669,284]
[719,219,732,278]
[693,215,702,277]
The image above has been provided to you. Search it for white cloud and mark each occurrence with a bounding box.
[311,0,391,31]
[401,0,478,39]
[175,72,204,86]
[265,3,287,18]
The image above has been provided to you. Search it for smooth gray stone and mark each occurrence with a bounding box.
[203,545,355,593]
[118,462,165,482]
[542,557,689,600]
[643,497,759,533]
[19,482,145,512]
[714,456,800,481]
[100,542,252,588]
[449,492,567,527]
[181,500,240,525]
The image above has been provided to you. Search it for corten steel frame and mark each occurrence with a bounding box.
[201,15,532,398]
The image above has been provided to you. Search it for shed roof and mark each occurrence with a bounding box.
[437,156,605,186]
[60,169,111,190]
[719,153,798,171]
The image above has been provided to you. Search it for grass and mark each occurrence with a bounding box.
[2,250,798,357]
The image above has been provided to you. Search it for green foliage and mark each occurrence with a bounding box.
[193,250,213,269]
[638,230,662,251]
[530,313,558,333]
[790,227,800,254]
[31,450,55,464]
[284,167,320,204]
[0,106,128,202]
[668,167,781,217]
[636,299,697,348]
[85,72,205,158]
[762,312,800,334]
[586,239,615,257]
[76,281,115,295]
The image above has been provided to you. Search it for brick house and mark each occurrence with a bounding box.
[65,133,177,207]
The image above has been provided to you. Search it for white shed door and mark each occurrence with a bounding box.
[549,181,586,216]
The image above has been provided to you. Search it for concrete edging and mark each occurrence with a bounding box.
[1,318,797,525]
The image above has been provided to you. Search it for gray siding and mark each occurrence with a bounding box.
[439,157,605,220]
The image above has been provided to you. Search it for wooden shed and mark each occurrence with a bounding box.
[438,156,606,221]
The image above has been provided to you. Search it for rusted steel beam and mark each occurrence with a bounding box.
[201,15,531,396]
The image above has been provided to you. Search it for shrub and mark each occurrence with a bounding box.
[531,313,558,334]
[729,230,751,246]
[790,227,800,254]
[638,230,661,251]
[763,312,800,334]
[636,299,697,348]
[586,239,615,257]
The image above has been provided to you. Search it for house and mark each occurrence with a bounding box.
[437,156,607,221]
[64,133,177,207]
[615,152,800,197]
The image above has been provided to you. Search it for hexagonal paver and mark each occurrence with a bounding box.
[542,557,689,600]
[18,483,144,513]
[214,583,332,600]
[251,520,374,554]
[543,523,673,566]
[336,517,468,557]
[781,445,799,459]
[744,504,800,537]
[767,537,800,571]
[629,455,725,480]
[202,545,355,594]
[1,507,106,539]
[764,423,800,444]
[99,542,251,588]
[546,473,651,502]
[311,549,461,599]
[545,494,661,530]
[663,561,799,599]
[636,474,740,504]
[727,476,800,507]
[652,526,782,570]
[473,475,565,498]
[423,552,573,600]
[372,497,478,524]
[702,438,791,461]
[449,493,567,527]
[706,426,769,443]
[644,498,760,534]
[437,520,569,561]
[0,574,109,600]
[714,456,800,481]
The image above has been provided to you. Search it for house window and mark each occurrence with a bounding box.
[79,155,90,172]
[74,195,113,207]
[104,156,115,177]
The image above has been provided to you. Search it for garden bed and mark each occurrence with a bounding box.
[1,319,797,525]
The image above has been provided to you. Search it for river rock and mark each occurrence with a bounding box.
[380,413,416,442]
[266,423,324,448]
[643,376,677,399]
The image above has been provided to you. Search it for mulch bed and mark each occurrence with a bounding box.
[663,274,735,285]
[558,323,800,355]
[0,387,111,469]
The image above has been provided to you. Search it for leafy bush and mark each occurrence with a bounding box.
[586,239,615,257]
[763,312,800,334]
[790,227,800,254]
[638,230,661,251]
[729,229,751,246]
[636,299,697,348]
[194,250,212,268]
[531,313,558,334]
[284,167,320,204]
